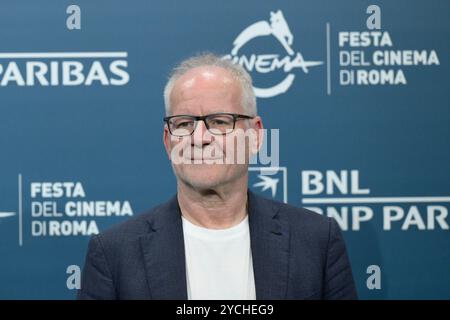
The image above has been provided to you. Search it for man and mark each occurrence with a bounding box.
[77,53,357,300]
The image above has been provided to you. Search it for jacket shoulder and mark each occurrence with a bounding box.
[258,195,334,244]
[261,195,331,226]
[93,196,175,247]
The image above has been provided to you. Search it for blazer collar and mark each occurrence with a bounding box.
[247,190,290,299]
[139,195,187,299]
[139,190,290,300]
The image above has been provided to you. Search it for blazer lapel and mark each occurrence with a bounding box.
[139,195,188,299]
[248,190,290,300]
[138,191,291,300]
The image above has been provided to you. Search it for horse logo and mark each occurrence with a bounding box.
[226,10,323,98]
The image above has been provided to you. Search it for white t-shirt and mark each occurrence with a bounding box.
[181,215,256,300]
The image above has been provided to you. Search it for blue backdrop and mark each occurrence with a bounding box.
[0,0,449,299]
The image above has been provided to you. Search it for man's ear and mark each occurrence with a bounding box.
[163,126,172,160]
[251,116,264,154]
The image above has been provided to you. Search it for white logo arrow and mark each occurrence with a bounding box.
[0,211,16,218]
[253,175,279,198]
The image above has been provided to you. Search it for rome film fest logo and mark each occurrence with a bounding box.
[30,181,133,237]
[338,5,440,86]
[223,7,441,96]
[0,175,134,246]
[224,10,323,98]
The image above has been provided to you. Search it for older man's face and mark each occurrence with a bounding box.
[163,66,261,190]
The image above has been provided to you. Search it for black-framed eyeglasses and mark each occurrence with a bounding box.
[163,113,255,137]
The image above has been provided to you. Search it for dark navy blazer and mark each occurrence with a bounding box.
[77,190,357,300]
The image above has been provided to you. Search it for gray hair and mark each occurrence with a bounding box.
[163,52,257,116]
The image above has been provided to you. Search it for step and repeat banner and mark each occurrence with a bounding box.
[0,0,449,299]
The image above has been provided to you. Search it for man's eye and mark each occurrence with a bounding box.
[210,119,230,125]
[176,121,194,128]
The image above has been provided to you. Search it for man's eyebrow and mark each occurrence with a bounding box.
[173,109,230,115]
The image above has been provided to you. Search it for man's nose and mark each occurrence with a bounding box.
[191,120,213,146]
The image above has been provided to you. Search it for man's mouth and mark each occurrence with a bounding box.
[187,156,223,161]
[183,148,224,161]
